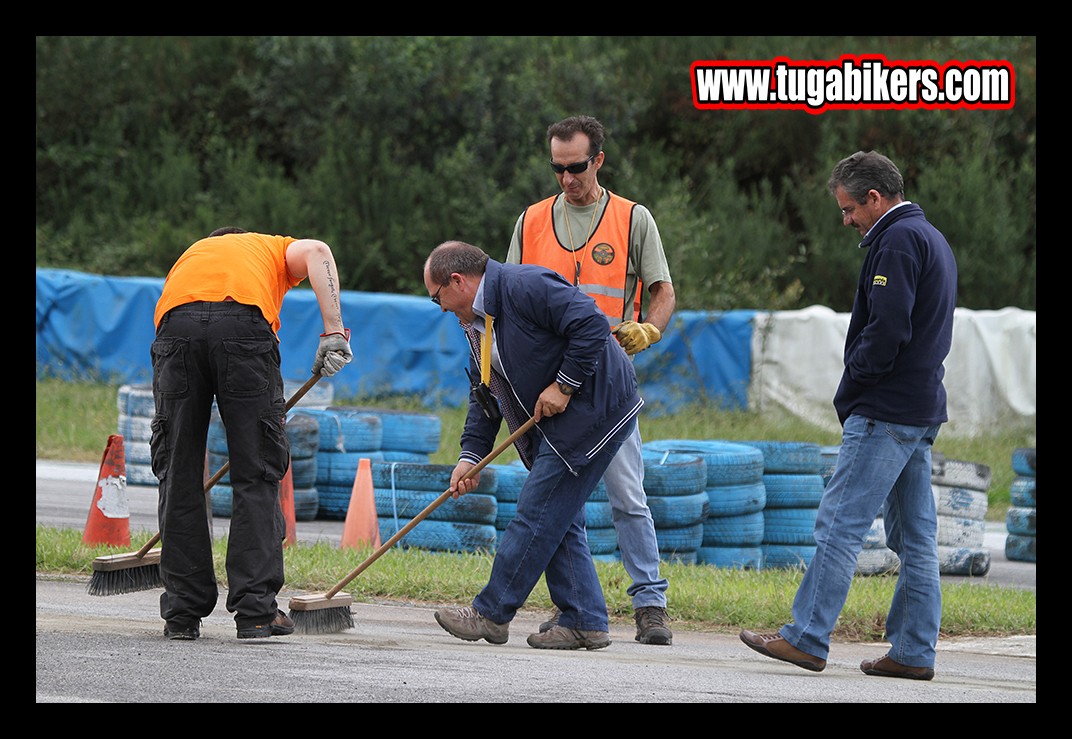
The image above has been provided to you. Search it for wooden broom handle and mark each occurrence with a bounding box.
[327,415,537,598]
[134,373,324,558]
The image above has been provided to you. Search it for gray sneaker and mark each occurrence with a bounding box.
[435,606,509,644]
[527,625,611,650]
[634,606,673,645]
[538,607,561,633]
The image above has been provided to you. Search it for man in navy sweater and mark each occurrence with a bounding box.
[741,151,958,681]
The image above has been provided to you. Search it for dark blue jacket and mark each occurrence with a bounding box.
[833,203,958,427]
[459,259,643,472]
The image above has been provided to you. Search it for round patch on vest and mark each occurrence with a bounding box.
[591,242,615,265]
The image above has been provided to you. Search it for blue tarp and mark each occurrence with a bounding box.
[36,268,755,413]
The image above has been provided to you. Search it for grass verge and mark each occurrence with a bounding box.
[37,526,1036,641]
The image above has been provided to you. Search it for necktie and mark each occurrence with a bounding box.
[462,320,534,467]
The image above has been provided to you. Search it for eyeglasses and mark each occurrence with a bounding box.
[549,153,597,175]
[430,283,446,306]
[839,204,858,217]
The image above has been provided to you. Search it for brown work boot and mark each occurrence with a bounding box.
[434,605,509,645]
[739,630,826,672]
[861,654,935,681]
[527,625,611,651]
[634,606,673,645]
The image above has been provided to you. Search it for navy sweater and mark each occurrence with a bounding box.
[833,203,958,427]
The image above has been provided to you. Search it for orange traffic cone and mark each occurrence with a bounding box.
[279,464,297,548]
[82,434,131,547]
[340,457,380,549]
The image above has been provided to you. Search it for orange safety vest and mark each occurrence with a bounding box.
[520,191,642,323]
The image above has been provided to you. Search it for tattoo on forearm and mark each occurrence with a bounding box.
[324,260,342,323]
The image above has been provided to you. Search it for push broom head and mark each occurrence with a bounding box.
[86,548,164,596]
[288,592,356,635]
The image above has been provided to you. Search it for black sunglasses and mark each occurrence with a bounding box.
[431,283,446,306]
[549,152,598,175]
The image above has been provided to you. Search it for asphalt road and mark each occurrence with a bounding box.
[36,461,1036,703]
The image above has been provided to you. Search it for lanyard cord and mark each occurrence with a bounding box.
[563,189,602,286]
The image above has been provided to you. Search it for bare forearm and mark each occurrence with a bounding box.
[645,281,676,333]
[308,254,346,333]
[290,239,346,333]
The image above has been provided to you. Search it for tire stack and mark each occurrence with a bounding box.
[308,408,385,519]
[644,440,765,570]
[283,412,320,520]
[371,462,498,553]
[741,441,824,571]
[116,384,157,487]
[931,454,992,576]
[1005,447,1036,563]
[642,449,710,565]
[335,406,442,464]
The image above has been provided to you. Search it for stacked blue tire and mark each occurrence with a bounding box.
[372,461,498,553]
[308,406,443,519]
[739,441,823,571]
[1005,447,1036,563]
[644,440,764,569]
[642,449,709,564]
[116,384,157,487]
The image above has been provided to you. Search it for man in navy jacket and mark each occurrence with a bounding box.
[425,240,643,650]
[741,151,957,681]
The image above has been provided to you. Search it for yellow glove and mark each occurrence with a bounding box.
[612,321,661,355]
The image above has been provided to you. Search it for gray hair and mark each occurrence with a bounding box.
[828,151,905,203]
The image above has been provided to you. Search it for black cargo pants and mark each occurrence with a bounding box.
[149,301,290,629]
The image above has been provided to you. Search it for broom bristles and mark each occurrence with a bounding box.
[86,547,164,596]
[86,563,163,596]
[288,592,355,634]
[289,605,355,635]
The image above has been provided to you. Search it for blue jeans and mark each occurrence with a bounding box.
[602,425,669,608]
[473,417,636,632]
[779,414,942,668]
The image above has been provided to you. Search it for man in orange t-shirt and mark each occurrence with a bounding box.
[151,227,352,641]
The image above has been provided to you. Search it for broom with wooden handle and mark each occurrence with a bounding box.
[86,373,324,596]
[288,415,537,635]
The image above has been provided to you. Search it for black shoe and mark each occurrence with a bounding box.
[164,620,201,641]
[237,610,295,639]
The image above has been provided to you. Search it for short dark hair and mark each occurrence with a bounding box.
[828,151,905,203]
[208,226,248,237]
[546,115,605,156]
[427,240,490,284]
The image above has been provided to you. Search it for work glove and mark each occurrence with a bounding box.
[612,321,661,355]
[312,329,353,377]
